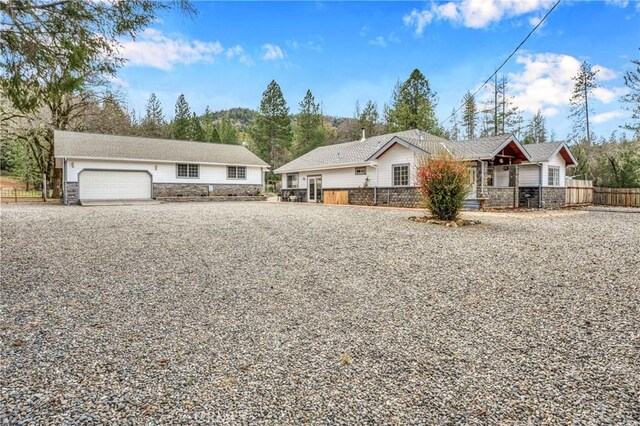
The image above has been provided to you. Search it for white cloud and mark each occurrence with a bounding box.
[528,15,543,27]
[605,0,629,7]
[508,52,627,114]
[593,65,618,81]
[403,8,434,35]
[369,36,387,48]
[592,86,628,104]
[106,75,129,89]
[120,29,224,70]
[359,26,370,37]
[262,44,284,61]
[226,45,253,66]
[592,111,626,124]
[369,33,400,48]
[404,0,556,33]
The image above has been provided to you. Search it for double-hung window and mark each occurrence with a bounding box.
[286,173,299,188]
[548,167,560,186]
[227,166,247,180]
[177,163,199,178]
[392,164,409,186]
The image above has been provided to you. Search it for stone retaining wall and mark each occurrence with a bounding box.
[158,195,266,202]
[154,183,262,197]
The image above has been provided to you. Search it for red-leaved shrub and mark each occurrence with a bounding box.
[416,155,471,220]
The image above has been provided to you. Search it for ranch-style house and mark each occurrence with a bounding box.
[275,129,577,209]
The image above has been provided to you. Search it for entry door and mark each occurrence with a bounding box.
[467,167,477,199]
[308,176,322,202]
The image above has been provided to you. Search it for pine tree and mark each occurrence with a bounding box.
[171,94,191,140]
[185,112,205,142]
[447,108,460,141]
[569,61,598,144]
[218,119,239,144]
[358,100,380,138]
[141,93,166,137]
[250,80,293,171]
[523,110,547,144]
[209,127,221,143]
[387,69,441,135]
[621,57,640,136]
[462,92,477,140]
[293,89,326,156]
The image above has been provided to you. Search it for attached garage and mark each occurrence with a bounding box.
[78,170,152,201]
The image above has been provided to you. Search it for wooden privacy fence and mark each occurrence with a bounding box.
[566,179,593,205]
[594,187,640,207]
[323,190,348,205]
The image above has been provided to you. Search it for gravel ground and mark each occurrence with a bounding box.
[1,202,639,424]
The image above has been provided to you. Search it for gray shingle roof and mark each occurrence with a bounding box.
[522,141,564,162]
[274,129,449,173]
[441,135,515,160]
[54,131,269,167]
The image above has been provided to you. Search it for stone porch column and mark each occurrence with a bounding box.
[509,164,520,208]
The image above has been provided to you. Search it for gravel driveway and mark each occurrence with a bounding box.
[1,202,639,424]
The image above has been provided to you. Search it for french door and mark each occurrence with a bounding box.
[308,176,322,202]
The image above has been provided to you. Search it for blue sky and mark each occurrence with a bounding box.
[114,0,639,139]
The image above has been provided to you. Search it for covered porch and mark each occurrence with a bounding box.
[469,138,530,209]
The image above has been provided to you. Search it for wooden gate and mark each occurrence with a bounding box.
[566,179,593,205]
[323,190,348,205]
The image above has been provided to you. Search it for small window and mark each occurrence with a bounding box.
[355,167,367,176]
[286,173,299,189]
[177,163,199,179]
[227,166,247,180]
[548,167,560,186]
[393,164,409,186]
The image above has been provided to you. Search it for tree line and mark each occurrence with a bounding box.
[1,1,638,190]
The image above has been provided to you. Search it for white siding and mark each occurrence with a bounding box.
[283,167,374,190]
[519,164,540,187]
[494,168,510,187]
[375,144,417,187]
[66,158,263,185]
[542,153,566,187]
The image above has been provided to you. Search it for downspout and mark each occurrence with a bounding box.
[63,157,68,205]
[370,161,378,205]
[538,163,543,208]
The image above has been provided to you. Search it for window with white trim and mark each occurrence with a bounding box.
[227,166,247,180]
[355,167,367,175]
[177,163,199,178]
[548,167,560,186]
[286,173,299,188]
[393,164,409,186]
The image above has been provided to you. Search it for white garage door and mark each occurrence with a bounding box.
[79,170,152,201]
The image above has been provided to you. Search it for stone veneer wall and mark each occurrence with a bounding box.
[155,183,262,198]
[65,182,79,205]
[485,187,516,208]
[540,187,566,208]
[324,187,422,208]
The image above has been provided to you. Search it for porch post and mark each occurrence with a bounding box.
[509,164,520,208]
[478,160,486,197]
